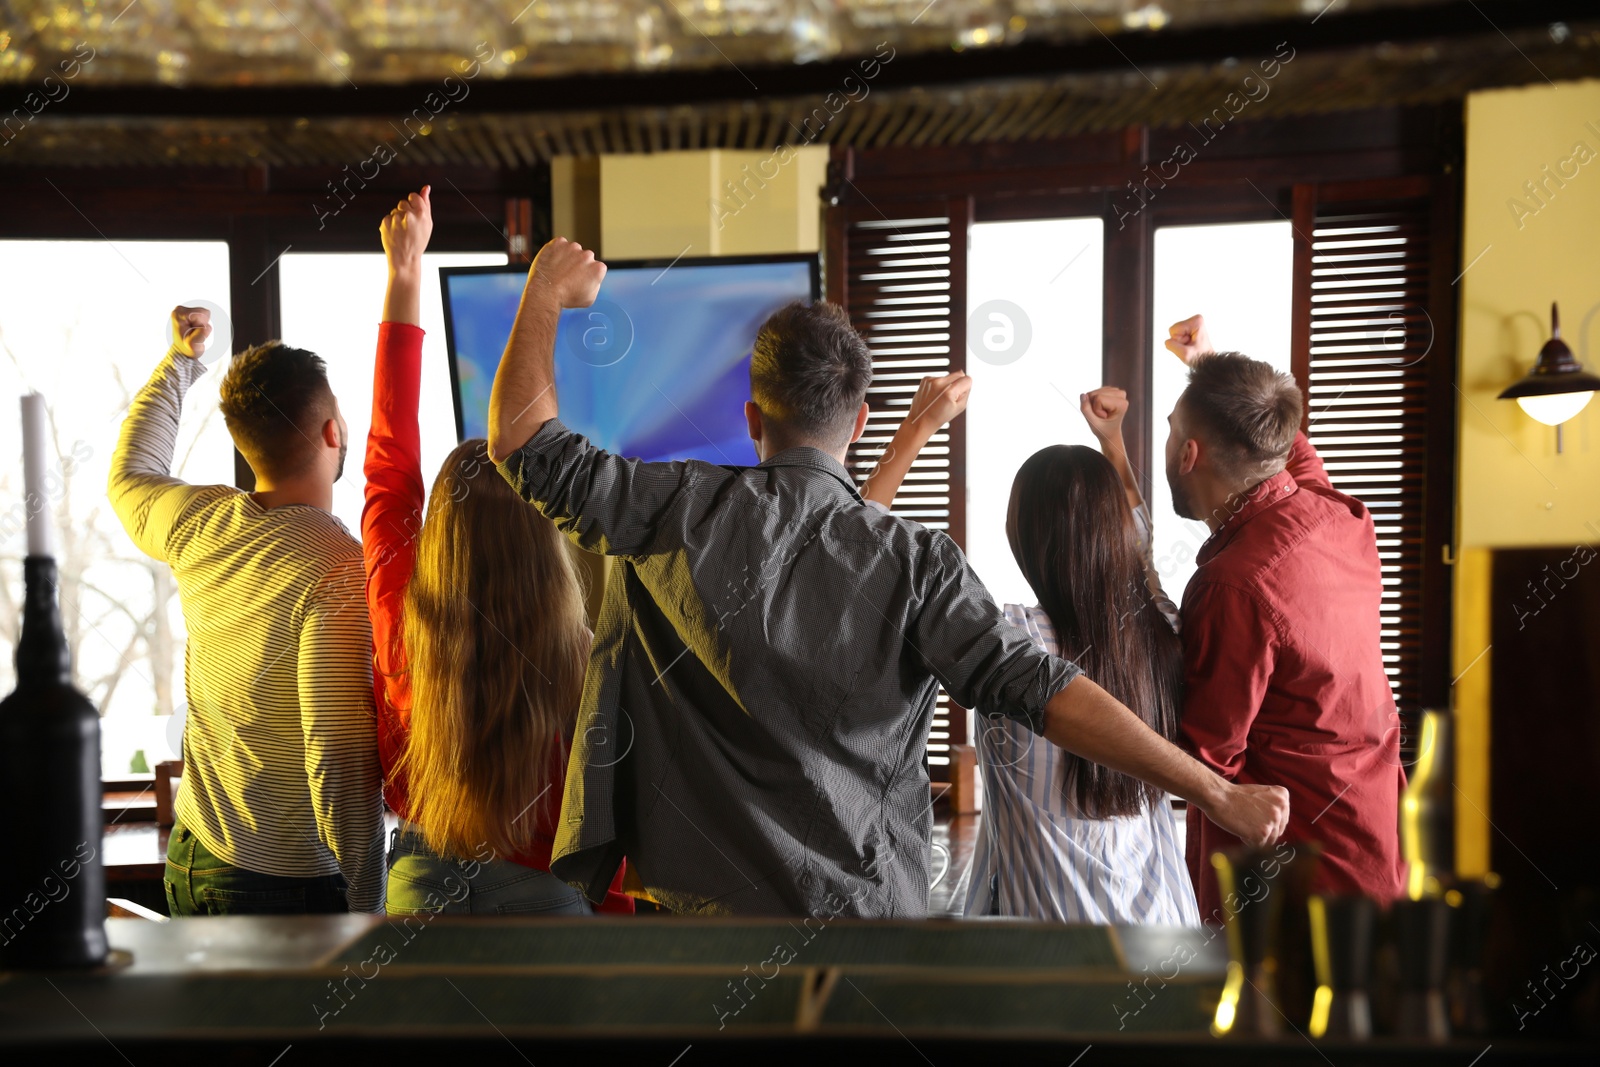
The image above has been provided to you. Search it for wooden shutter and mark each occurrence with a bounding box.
[1291,177,1458,763]
[826,196,972,775]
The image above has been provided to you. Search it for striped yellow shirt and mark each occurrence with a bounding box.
[109,352,384,912]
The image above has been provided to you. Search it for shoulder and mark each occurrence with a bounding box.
[279,510,366,598]
[163,485,249,552]
[1229,485,1373,575]
[176,483,241,520]
[1181,575,1286,635]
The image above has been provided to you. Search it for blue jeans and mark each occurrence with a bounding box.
[164,818,348,916]
[385,824,592,916]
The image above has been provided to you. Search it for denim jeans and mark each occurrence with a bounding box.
[164,818,348,916]
[385,824,591,917]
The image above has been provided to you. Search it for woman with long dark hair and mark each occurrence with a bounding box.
[866,382,1196,923]
[362,186,630,915]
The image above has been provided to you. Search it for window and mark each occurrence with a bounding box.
[965,217,1104,608]
[277,251,509,535]
[826,122,1459,771]
[0,240,233,776]
[1149,221,1294,603]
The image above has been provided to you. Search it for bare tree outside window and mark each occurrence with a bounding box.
[0,241,233,775]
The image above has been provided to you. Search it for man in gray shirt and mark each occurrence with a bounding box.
[489,239,1288,917]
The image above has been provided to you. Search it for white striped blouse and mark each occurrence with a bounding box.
[963,503,1197,925]
[109,352,385,912]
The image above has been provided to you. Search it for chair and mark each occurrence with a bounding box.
[154,760,184,827]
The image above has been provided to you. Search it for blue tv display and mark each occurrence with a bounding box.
[441,255,820,466]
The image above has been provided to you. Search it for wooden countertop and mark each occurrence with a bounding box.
[1,918,1583,1064]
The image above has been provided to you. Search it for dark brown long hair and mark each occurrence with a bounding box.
[1006,445,1184,818]
[397,438,590,859]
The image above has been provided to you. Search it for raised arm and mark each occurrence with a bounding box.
[1080,386,1141,511]
[362,187,433,686]
[860,371,971,508]
[108,308,220,561]
[380,186,430,327]
[299,557,386,913]
[1165,313,1329,491]
[486,237,606,462]
[1283,431,1333,490]
[1081,385,1177,625]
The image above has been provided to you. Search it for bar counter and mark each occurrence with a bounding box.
[3,916,1591,1064]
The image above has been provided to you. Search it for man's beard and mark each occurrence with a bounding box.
[1167,459,1198,521]
[334,434,348,483]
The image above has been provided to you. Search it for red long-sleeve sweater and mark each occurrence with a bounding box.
[360,320,631,914]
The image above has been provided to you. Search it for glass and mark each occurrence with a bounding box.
[277,251,509,536]
[0,239,233,776]
[1149,221,1294,606]
[964,217,1104,609]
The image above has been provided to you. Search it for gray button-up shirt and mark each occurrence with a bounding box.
[497,418,1080,917]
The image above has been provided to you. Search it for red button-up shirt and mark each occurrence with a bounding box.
[1181,433,1406,920]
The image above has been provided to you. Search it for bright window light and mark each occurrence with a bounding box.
[279,251,508,535]
[1150,221,1294,606]
[965,217,1104,609]
[0,240,232,775]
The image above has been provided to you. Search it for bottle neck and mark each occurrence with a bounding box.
[17,556,72,687]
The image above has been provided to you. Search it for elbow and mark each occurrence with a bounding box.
[488,415,546,464]
[486,408,522,465]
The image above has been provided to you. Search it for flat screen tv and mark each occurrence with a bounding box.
[440,254,820,466]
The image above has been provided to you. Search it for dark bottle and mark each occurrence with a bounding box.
[0,556,107,968]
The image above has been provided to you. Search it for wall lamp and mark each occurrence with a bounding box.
[1498,302,1600,453]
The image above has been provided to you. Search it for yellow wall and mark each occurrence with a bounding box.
[596,148,828,259]
[1455,78,1600,874]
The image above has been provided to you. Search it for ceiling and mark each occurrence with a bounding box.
[1,0,1596,165]
[0,1,1466,87]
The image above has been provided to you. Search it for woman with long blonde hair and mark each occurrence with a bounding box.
[363,186,631,914]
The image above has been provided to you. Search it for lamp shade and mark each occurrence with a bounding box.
[1497,302,1600,425]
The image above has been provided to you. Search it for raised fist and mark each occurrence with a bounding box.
[1079,386,1129,443]
[529,237,606,309]
[1164,314,1215,365]
[907,371,973,431]
[380,185,433,265]
[171,306,211,359]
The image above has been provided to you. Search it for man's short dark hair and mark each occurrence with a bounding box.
[751,301,873,448]
[218,341,335,478]
[1179,351,1302,483]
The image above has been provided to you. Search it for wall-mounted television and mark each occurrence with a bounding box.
[440,254,820,466]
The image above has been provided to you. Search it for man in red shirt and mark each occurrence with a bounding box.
[1164,314,1406,922]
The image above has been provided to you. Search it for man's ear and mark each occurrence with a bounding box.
[745,401,763,445]
[1179,437,1201,477]
[321,418,341,449]
[848,401,869,445]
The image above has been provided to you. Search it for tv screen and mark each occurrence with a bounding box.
[441,254,820,466]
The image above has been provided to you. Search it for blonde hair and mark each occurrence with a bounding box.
[396,438,589,860]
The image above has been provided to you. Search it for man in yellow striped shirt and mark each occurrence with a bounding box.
[109,307,384,914]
